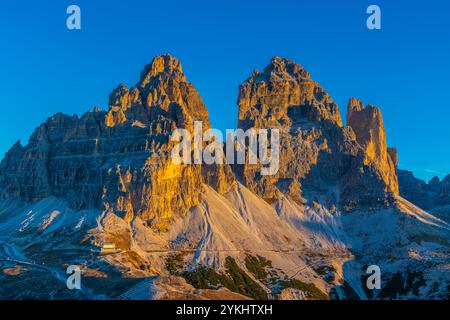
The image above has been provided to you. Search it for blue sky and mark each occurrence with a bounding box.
[0,0,448,181]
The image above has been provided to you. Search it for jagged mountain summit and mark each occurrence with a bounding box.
[0,55,448,300]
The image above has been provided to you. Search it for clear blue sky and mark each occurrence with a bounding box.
[0,0,448,181]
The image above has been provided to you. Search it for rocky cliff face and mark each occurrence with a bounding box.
[398,170,450,212]
[235,57,397,210]
[0,54,233,231]
[346,98,399,195]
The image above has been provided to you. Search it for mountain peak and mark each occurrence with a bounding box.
[252,56,311,83]
[347,97,365,113]
[139,54,185,88]
[239,56,341,131]
[347,98,382,121]
[104,54,210,129]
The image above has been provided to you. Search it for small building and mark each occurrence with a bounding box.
[100,243,116,254]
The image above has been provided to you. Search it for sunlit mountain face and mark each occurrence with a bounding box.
[0,55,448,300]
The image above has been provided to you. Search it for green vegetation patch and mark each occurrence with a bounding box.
[280,278,329,300]
[244,254,272,283]
[165,253,185,275]
[182,257,268,300]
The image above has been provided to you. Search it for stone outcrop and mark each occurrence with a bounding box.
[235,57,397,210]
[346,98,399,195]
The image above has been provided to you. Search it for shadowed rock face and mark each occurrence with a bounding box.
[0,54,233,230]
[235,57,398,210]
[398,170,450,210]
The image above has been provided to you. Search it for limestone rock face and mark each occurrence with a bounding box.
[346,98,399,196]
[0,54,232,231]
[105,54,211,131]
[235,57,396,210]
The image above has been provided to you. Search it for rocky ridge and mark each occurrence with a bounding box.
[398,169,450,220]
